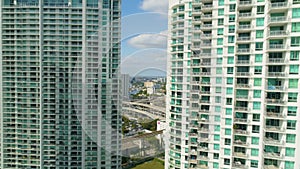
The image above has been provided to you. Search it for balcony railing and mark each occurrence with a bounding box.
[270,2,288,8]
[263,165,279,169]
[268,44,284,49]
[239,13,252,17]
[269,30,288,36]
[236,60,250,64]
[237,48,250,53]
[268,58,285,63]
[200,53,211,57]
[236,72,251,76]
[201,62,211,65]
[265,125,285,132]
[267,85,285,91]
[202,24,213,28]
[234,118,249,123]
[237,37,251,41]
[263,152,282,159]
[264,137,284,146]
[202,4,213,9]
[201,43,212,47]
[269,16,287,23]
[266,99,285,104]
[232,162,248,169]
[268,72,286,77]
[239,0,252,5]
[236,84,250,88]
[234,140,249,146]
[235,129,249,135]
[266,112,285,118]
[238,25,251,29]
[202,14,213,18]
[235,107,248,111]
[233,152,248,158]
[201,34,212,38]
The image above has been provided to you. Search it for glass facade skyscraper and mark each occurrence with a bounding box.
[0,0,121,168]
[167,0,300,169]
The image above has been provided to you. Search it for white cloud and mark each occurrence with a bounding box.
[127,31,167,49]
[140,0,169,13]
[121,49,167,76]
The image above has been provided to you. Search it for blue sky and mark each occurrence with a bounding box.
[120,0,168,76]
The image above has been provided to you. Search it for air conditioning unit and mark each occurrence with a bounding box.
[13,0,17,5]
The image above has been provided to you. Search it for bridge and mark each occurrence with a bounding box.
[122,97,166,120]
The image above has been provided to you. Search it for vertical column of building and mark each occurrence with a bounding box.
[231,0,253,167]
[1,0,41,168]
[166,1,192,169]
[262,0,300,169]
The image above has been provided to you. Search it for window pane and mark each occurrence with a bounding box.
[256,18,264,26]
[292,8,300,18]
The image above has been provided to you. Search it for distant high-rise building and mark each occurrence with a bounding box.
[167,0,300,169]
[122,74,130,99]
[0,0,121,168]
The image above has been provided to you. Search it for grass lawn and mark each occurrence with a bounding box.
[132,158,164,169]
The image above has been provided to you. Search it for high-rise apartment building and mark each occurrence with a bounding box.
[0,0,121,168]
[167,0,300,169]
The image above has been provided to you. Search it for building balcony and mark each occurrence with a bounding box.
[192,10,201,15]
[201,24,213,29]
[236,84,250,88]
[198,155,210,161]
[264,137,285,146]
[232,162,248,169]
[189,159,197,164]
[263,165,280,169]
[268,30,288,37]
[237,37,251,42]
[236,72,251,76]
[200,100,210,103]
[201,62,211,66]
[200,72,211,75]
[201,43,212,47]
[233,152,248,158]
[202,14,213,19]
[267,72,286,77]
[200,53,211,57]
[236,60,250,65]
[268,44,285,50]
[267,58,285,64]
[265,112,285,119]
[263,152,283,159]
[238,25,252,30]
[234,118,249,123]
[201,34,212,39]
[199,126,209,132]
[265,125,285,132]
[266,98,285,104]
[199,137,210,142]
[237,48,250,53]
[235,106,248,111]
[234,129,250,135]
[238,12,252,18]
[198,164,209,169]
[234,140,249,147]
[201,4,213,10]
[266,85,286,91]
[239,0,252,6]
[199,146,209,151]
[268,16,288,23]
[270,2,288,9]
